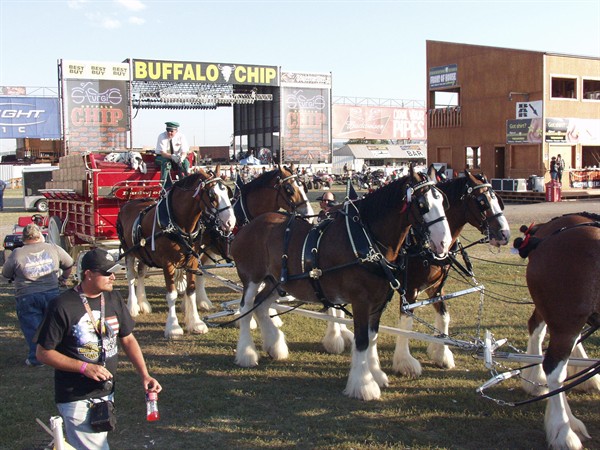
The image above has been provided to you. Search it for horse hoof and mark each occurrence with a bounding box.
[165,327,184,339]
[189,322,209,334]
[322,335,346,354]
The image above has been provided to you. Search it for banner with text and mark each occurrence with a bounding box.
[332,105,426,140]
[0,97,60,139]
[132,59,279,86]
[281,85,330,163]
[545,118,600,144]
[63,79,129,152]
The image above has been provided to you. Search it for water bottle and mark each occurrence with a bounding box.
[146,392,159,421]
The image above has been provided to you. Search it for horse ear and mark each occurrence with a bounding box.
[427,165,437,181]
[214,164,221,176]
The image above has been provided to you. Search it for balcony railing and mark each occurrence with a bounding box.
[428,107,462,128]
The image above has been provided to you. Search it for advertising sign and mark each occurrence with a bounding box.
[506,118,543,144]
[545,118,600,144]
[429,64,458,89]
[63,79,129,152]
[332,105,426,140]
[132,59,279,86]
[0,97,60,139]
[61,60,129,80]
[281,84,330,163]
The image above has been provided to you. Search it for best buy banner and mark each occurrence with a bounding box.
[132,59,279,86]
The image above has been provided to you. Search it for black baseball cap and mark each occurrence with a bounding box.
[81,249,122,275]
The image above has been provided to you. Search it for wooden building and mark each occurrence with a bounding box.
[426,41,600,191]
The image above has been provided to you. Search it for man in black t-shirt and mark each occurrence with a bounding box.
[36,249,161,449]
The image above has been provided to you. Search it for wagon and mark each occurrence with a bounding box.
[40,152,163,272]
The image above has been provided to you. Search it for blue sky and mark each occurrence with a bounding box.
[1,0,599,151]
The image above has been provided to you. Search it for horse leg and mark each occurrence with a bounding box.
[136,263,152,314]
[235,281,261,367]
[184,272,208,334]
[522,309,549,396]
[164,289,184,338]
[125,256,141,317]
[568,341,600,392]
[544,336,590,450]
[392,314,422,377]
[195,255,213,311]
[255,283,288,360]
[344,303,384,401]
[426,301,455,369]
[322,308,354,354]
[195,272,213,311]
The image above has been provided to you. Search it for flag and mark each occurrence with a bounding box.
[233,174,244,198]
[346,178,358,201]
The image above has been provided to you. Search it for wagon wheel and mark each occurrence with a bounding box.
[47,216,67,250]
[174,268,187,295]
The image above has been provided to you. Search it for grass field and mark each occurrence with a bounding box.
[1,186,599,450]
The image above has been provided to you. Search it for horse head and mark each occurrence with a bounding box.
[193,166,236,234]
[404,165,452,258]
[276,164,315,221]
[462,171,510,246]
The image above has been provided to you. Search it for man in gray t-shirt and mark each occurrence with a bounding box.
[2,223,73,366]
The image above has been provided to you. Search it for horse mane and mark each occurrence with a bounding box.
[436,176,470,205]
[172,170,210,190]
[358,175,410,218]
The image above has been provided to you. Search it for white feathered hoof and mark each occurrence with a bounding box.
[322,332,346,355]
[235,344,259,367]
[265,333,289,360]
[188,319,209,335]
[128,302,140,318]
[343,376,381,401]
[139,299,152,314]
[197,298,214,312]
[392,353,423,378]
[164,318,184,339]
[427,343,455,369]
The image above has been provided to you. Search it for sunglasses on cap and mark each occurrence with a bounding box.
[92,269,114,277]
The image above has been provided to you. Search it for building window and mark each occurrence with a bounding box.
[583,79,600,100]
[465,146,481,169]
[551,76,577,99]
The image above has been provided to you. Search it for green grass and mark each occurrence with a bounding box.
[1,187,599,449]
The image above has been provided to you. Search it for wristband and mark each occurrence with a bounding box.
[80,362,88,374]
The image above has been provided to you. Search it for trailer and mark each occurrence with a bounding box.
[41,152,163,265]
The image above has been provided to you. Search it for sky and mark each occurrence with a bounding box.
[1,0,599,153]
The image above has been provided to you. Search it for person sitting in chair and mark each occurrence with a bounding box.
[155,121,190,186]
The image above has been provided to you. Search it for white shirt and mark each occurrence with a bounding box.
[155,131,189,158]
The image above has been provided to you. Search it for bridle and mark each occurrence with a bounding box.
[191,175,234,239]
[461,181,505,235]
[407,177,449,236]
[234,168,307,225]
[274,170,308,211]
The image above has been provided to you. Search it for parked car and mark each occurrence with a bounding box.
[3,234,24,250]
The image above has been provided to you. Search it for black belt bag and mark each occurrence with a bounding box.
[89,400,116,432]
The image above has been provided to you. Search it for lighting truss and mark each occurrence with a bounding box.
[131,81,272,110]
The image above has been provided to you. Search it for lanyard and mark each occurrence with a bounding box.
[76,286,106,365]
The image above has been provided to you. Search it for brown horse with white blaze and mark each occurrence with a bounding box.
[230,167,452,400]
[117,167,235,338]
[390,171,511,376]
[514,212,600,450]
[195,165,314,311]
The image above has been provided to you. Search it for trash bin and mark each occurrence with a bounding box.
[545,180,561,202]
[528,175,544,192]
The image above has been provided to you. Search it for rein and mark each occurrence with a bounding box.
[119,173,223,268]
